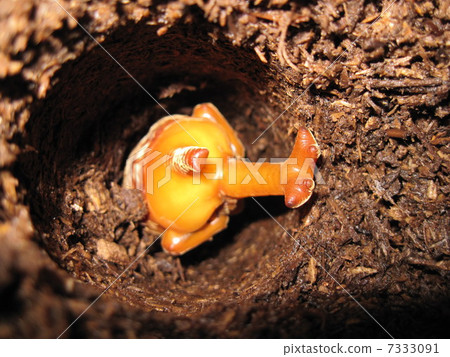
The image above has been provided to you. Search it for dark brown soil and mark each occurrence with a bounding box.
[0,0,449,338]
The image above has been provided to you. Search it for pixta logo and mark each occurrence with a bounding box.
[125,145,172,194]
[125,145,325,195]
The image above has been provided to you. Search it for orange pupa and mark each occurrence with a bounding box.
[124,103,320,255]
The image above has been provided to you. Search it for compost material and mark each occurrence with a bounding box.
[0,0,449,338]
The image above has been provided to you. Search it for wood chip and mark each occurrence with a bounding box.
[96,239,129,265]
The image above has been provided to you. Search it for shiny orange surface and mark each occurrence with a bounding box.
[124,103,319,255]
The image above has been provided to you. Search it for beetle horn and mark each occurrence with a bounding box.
[171,146,209,174]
